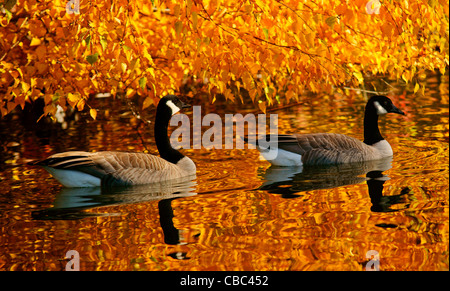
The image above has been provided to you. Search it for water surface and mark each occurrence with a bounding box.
[0,73,448,271]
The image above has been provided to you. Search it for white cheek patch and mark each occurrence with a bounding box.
[374,101,388,115]
[166,100,181,115]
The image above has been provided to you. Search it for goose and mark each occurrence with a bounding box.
[249,95,405,166]
[32,95,196,187]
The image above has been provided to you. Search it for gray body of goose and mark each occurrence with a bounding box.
[33,95,196,187]
[251,95,405,166]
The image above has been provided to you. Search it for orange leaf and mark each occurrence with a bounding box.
[35,45,47,60]
[258,101,267,114]
[76,99,85,111]
[7,102,16,113]
[142,96,154,109]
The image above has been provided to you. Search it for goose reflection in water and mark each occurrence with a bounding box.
[259,156,409,212]
[32,175,197,248]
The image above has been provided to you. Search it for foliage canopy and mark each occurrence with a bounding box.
[0,0,449,117]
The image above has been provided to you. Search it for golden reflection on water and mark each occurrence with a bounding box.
[0,73,448,271]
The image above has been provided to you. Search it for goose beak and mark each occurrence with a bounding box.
[390,105,405,115]
[181,101,191,108]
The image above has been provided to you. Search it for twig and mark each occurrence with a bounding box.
[126,98,152,124]
[342,87,391,95]
[133,120,151,153]
[125,98,154,152]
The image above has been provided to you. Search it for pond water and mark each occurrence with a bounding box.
[0,73,448,271]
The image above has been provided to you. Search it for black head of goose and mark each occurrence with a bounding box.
[251,95,405,166]
[33,95,196,187]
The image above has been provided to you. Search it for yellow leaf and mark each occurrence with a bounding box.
[30,38,41,46]
[91,78,99,89]
[30,78,37,89]
[143,50,153,63]
[16,68,23,79]
[325,16,337,28]
[126,88,135,98]
[121,63,127,73]
[140,4,152,15]
[90,108,97,120]
[258,100,266,114]
[21,82,30,93]
[175,21,183,36]
[192,11,198,30]
[305,32,315,48]
[77,99,85,111]
[413,83,420,94]
[402,71,410,83]
[146,67,155,79]
[67,93,81,107]
[353,71,364,84]
[285,89,295,102]
[67,92,76,103]
[142,96,154,109]
[110,86,117,96]
[129,59,139,72]
[420,84,426,95]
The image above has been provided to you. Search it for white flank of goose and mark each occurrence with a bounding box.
[249,95,405,166]
[32,95,196,187]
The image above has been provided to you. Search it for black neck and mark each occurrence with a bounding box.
[155,109,184,164]
[363,104,384,145]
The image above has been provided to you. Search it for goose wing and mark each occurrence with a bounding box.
[36,151,188,186]
[276,133,377,165]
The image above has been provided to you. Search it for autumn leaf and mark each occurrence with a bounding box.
[76,98,85,111]
[353,71,364,84]
[2,0,17,11]
[263,28,269,41]
[258,100,267,114]
[100,36,108,51]
[174,21,183,36]
[84,35,91,47]
[305,33,315,48]
[90,108,97,120]
[86,53,99,65]
[139,77,147,90]
[21,82,30,93]
[30,38,41,46]
[35,45,47,60]
[192,11,198,30]
[325,16,337,28]
[0,0,448,118]
[67,93,80,106]
[126,88,135,98]
[142,96,154,109]
[413,83,420,93]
